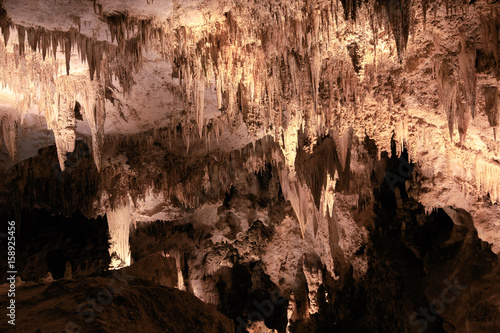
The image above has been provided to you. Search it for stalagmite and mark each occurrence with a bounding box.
[64,261,72,280]
[302,254,323,315]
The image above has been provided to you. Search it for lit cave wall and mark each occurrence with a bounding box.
[0,0,499,332]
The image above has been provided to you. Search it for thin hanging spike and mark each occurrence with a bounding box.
[0,9,10,47]
[483,86,499,139]
[17,25,25,55]
[65,36,71,75]
[52,33,58,59]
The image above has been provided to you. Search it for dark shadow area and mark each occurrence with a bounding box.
[0,209,110,281]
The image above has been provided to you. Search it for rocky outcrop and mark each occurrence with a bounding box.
[0,275,234,333]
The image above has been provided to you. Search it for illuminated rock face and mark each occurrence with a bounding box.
[107,199,132,270]
[0,0,500,332]
[0,1,498,210]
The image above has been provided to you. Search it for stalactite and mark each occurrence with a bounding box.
[422,0,429,28]
[333,128,353,172]
[340,0,359,21]
[288,51,299,97]
[0,5,10,46]
[321,171,337,218]
[17,25,25,56]
[476,158,500,204]
[278,168,317,239]
[436,60,456,141]
[310,45,321,114]
[455,82,470,145]
[65,34,71,75]
[481,9,499,74]
[1,117,17,161]
[458,31,477,119]
[52,96,77,171]
[107,198,132,270]
[483,86,499,140]
[377,0,412,60]
[90,81,106,171]
[195,68,205,138]
[216,74,222,110]
[185,126,191,154]
[0,9,157,172]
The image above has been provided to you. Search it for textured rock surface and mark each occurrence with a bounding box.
[0,0,499,332]
[0,274,234,333]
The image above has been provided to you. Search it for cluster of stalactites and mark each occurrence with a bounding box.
[0,7,157,169]
[481,7,500,75]
[480,8,500,140]
[274,129,354,238]
[0,0,412,165]
[165,138,272,209]
[168,0,368,145]
[0,5,167,96]
[476,158,500,204]
[435,20,500,145]
[435,57,474,144]
[103,111,226,159]
[376,0,412,61]
[13,19,152,94]
[99,130,276,211]
[0,35,107,170]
